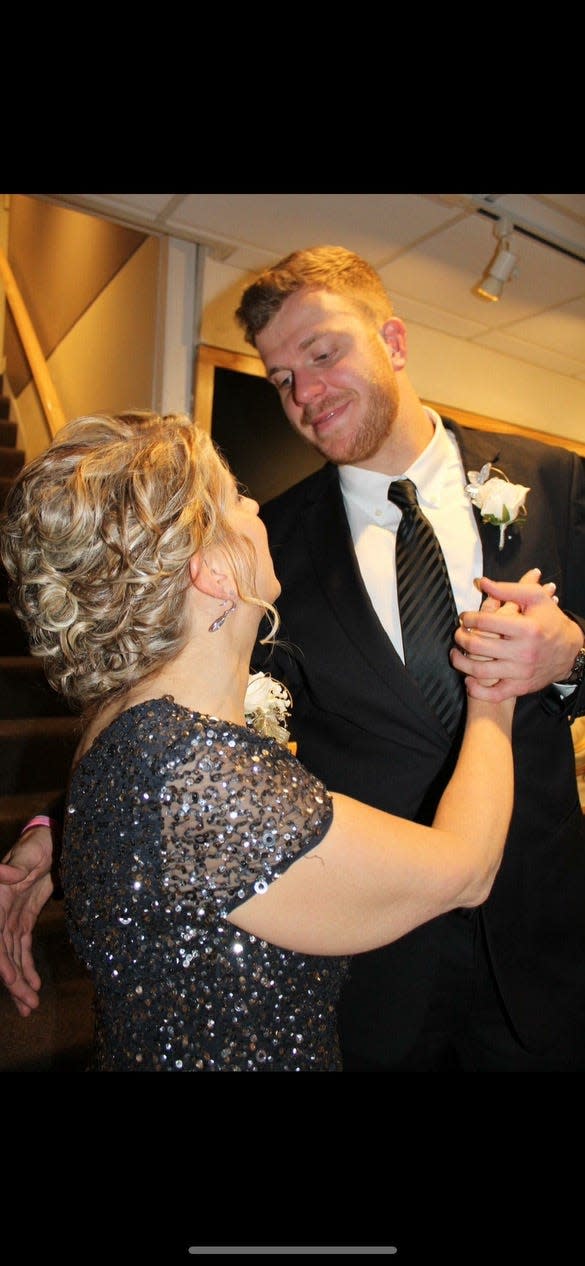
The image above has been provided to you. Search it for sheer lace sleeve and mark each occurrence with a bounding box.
[159,715,333,915]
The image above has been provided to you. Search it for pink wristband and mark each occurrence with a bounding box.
[19,815,59,837]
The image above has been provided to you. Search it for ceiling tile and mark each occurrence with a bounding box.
[390,291,492,340]
[499,297,585,361]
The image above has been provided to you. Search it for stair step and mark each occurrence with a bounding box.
[0,658,73,718]
[0,445,25,474]
[0,475,16,510]
[0,714,81,794]
[0,896,94,1072]
[0,605,28,654]
[0,419,17,447]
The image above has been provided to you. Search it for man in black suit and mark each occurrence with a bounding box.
[236,244,585,1070]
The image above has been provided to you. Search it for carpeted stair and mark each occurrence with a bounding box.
[0,380,93,1070]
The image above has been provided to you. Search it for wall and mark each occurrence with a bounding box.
[5,196,161,460]
[200,256,585,449]
[0,196,8,377]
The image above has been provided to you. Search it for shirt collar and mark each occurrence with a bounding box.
[339,409,457,511]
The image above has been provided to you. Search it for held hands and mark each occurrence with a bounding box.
[0,827,55,1016]
[451,567,582,701]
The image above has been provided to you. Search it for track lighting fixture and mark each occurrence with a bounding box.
[474,216,519,302]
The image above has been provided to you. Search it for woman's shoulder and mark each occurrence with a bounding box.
[72,697,328,794]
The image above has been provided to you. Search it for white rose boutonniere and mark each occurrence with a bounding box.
[244,672,293,746]
[466,463,530,550]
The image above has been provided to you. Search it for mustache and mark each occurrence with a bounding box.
[302,394,351,427]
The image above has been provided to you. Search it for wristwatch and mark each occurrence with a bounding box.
[565,644,585,685]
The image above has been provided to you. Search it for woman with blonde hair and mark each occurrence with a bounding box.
[0,409,524,1071]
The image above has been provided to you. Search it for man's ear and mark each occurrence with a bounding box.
[189,554,231,600]
[381,317,407,370]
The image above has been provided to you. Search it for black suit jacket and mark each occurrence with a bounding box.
[256,421,585,1059]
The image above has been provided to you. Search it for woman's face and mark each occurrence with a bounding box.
[226,482,281,605]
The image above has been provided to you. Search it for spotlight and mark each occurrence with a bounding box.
[474,216,518,302]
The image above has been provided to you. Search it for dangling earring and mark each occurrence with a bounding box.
[208,597,238,633]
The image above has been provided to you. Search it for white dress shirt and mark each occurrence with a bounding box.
[338,410,483,662]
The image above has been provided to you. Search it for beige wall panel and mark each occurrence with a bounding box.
[18,238,160,459]
[201,258,258,356]
[407,324,585,449]
[49,238,159,422]
[6,195,148,393]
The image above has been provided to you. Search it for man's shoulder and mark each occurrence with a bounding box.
[260,462,335,524]
[444,417,579,476]
[445,416,574,459]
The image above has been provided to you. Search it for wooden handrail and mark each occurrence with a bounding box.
[0,245,66,438]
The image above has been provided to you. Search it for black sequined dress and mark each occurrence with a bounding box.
[61,698,349,1071]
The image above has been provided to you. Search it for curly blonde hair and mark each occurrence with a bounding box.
[0,411,278,719]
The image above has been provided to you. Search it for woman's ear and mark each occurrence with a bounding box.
[188,553,202,584]
[189,554,231,601]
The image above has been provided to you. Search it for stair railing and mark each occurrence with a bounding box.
[0,246,66,440]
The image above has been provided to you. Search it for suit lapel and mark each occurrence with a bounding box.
[302,465,399,670]
[297,426,539,734]
[444,419,530,579]
[300,464,451,732]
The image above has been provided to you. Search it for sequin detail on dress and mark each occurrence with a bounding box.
[61,698,348,1071]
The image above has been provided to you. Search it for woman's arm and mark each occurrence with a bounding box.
[227,576,540,956]
[227,690,514,956]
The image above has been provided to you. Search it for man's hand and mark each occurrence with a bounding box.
[451,568,579,702]
[0,827,55,1016]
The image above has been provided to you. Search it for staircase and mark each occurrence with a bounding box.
[0,379,93,1070]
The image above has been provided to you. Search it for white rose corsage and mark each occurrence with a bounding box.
[465,463,530,550]
[244,672,293,746]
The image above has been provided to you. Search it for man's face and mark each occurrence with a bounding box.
[255,288,403,467]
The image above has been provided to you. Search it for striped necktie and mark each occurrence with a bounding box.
[387,478,465,736]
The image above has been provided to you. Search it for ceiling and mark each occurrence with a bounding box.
[34,193,585,386]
